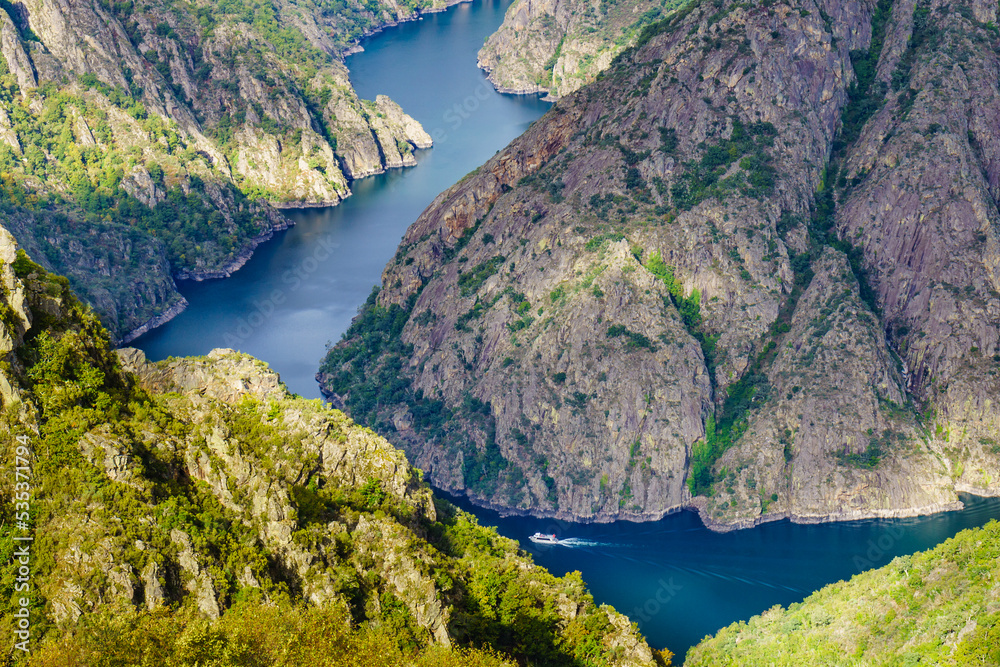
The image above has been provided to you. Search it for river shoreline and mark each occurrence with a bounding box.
[441,485,1000,660]
[128,0,549,395]
[119,144,440,345]
[342,0,474,57]
[120,1,486,348]
[120,218,293,344]
[427,480,996,532]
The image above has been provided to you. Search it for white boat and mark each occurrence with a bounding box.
[529,532,561,545]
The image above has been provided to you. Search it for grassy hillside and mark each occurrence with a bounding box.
[687,521,1000,665]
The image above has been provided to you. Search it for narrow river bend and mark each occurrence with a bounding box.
[133,0,548,398]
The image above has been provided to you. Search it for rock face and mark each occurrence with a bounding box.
[0,0,435,340]
[322,0,1000,529]
[478,0,684,97]
[0,232,660,665]
[1,207,190,342]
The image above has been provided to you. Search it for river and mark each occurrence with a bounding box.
[131,1,1000,664]
[132,0,549,398]
[442,490,1000,661]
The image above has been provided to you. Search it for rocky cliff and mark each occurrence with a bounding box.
[321,0,1000,529]
[0,0,436,340]
[478,0,686,97]
[0,227,667,664]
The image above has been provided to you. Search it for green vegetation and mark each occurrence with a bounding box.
[0,38,281,337]
[442,216,487,262]
[687,369,770,496]
[489,0,688,94]
[29,599,515,667]
[518,165,566,203]
[669,118,776,211]
[633,0,699,50]
[585,232,627,251]
[806,0,890,315]
[459,256,507,297]
[0,0,39,41]
[682,0,907,496]
[688,520,1000,665]
[890,2,937,94]
[607,324,656,350]
[307,0,438,51]
[658,127,679,154]
[642,250,773,498]
[834,0,894,153]
[318,286,414,428]
[320,288,516,500]
[644,251,717,370]
[0,251,665,666]
[459,398,508,497]
[0,61,271,275]
[833,428,903,468]
[0,0,445,336]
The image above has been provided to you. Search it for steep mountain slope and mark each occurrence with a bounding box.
[0,0,439,340]
[321,0,1000,527]
[0,227,667,665]
[686,519,1000,665]
[478,0,684,97]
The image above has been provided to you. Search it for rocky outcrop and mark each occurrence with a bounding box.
[0,226,30,355]
[701,249,961,529]
[1,208,188,341]
[377,95,433,150]
[0,233,660,664]
[477,0,676,97]
[836,0,1000,499]
[0,0,434,340]
[0,9,36,96]
[323,0,1000,529]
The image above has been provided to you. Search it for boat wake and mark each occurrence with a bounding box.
[527,536,806,592]
[552,537,617,548]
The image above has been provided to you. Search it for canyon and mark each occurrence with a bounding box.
[322,0,1000,530]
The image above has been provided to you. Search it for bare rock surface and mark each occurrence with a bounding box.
[323,0,1000,528]
[478,0,682,98]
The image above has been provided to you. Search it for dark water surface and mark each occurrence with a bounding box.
[130,3,1000,664]
[132,0,548,397]
[441,491,1000,662]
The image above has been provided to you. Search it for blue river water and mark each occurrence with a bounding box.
[442,490,1000,661]
[129,1,1000,663]
[132,0,548,398]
